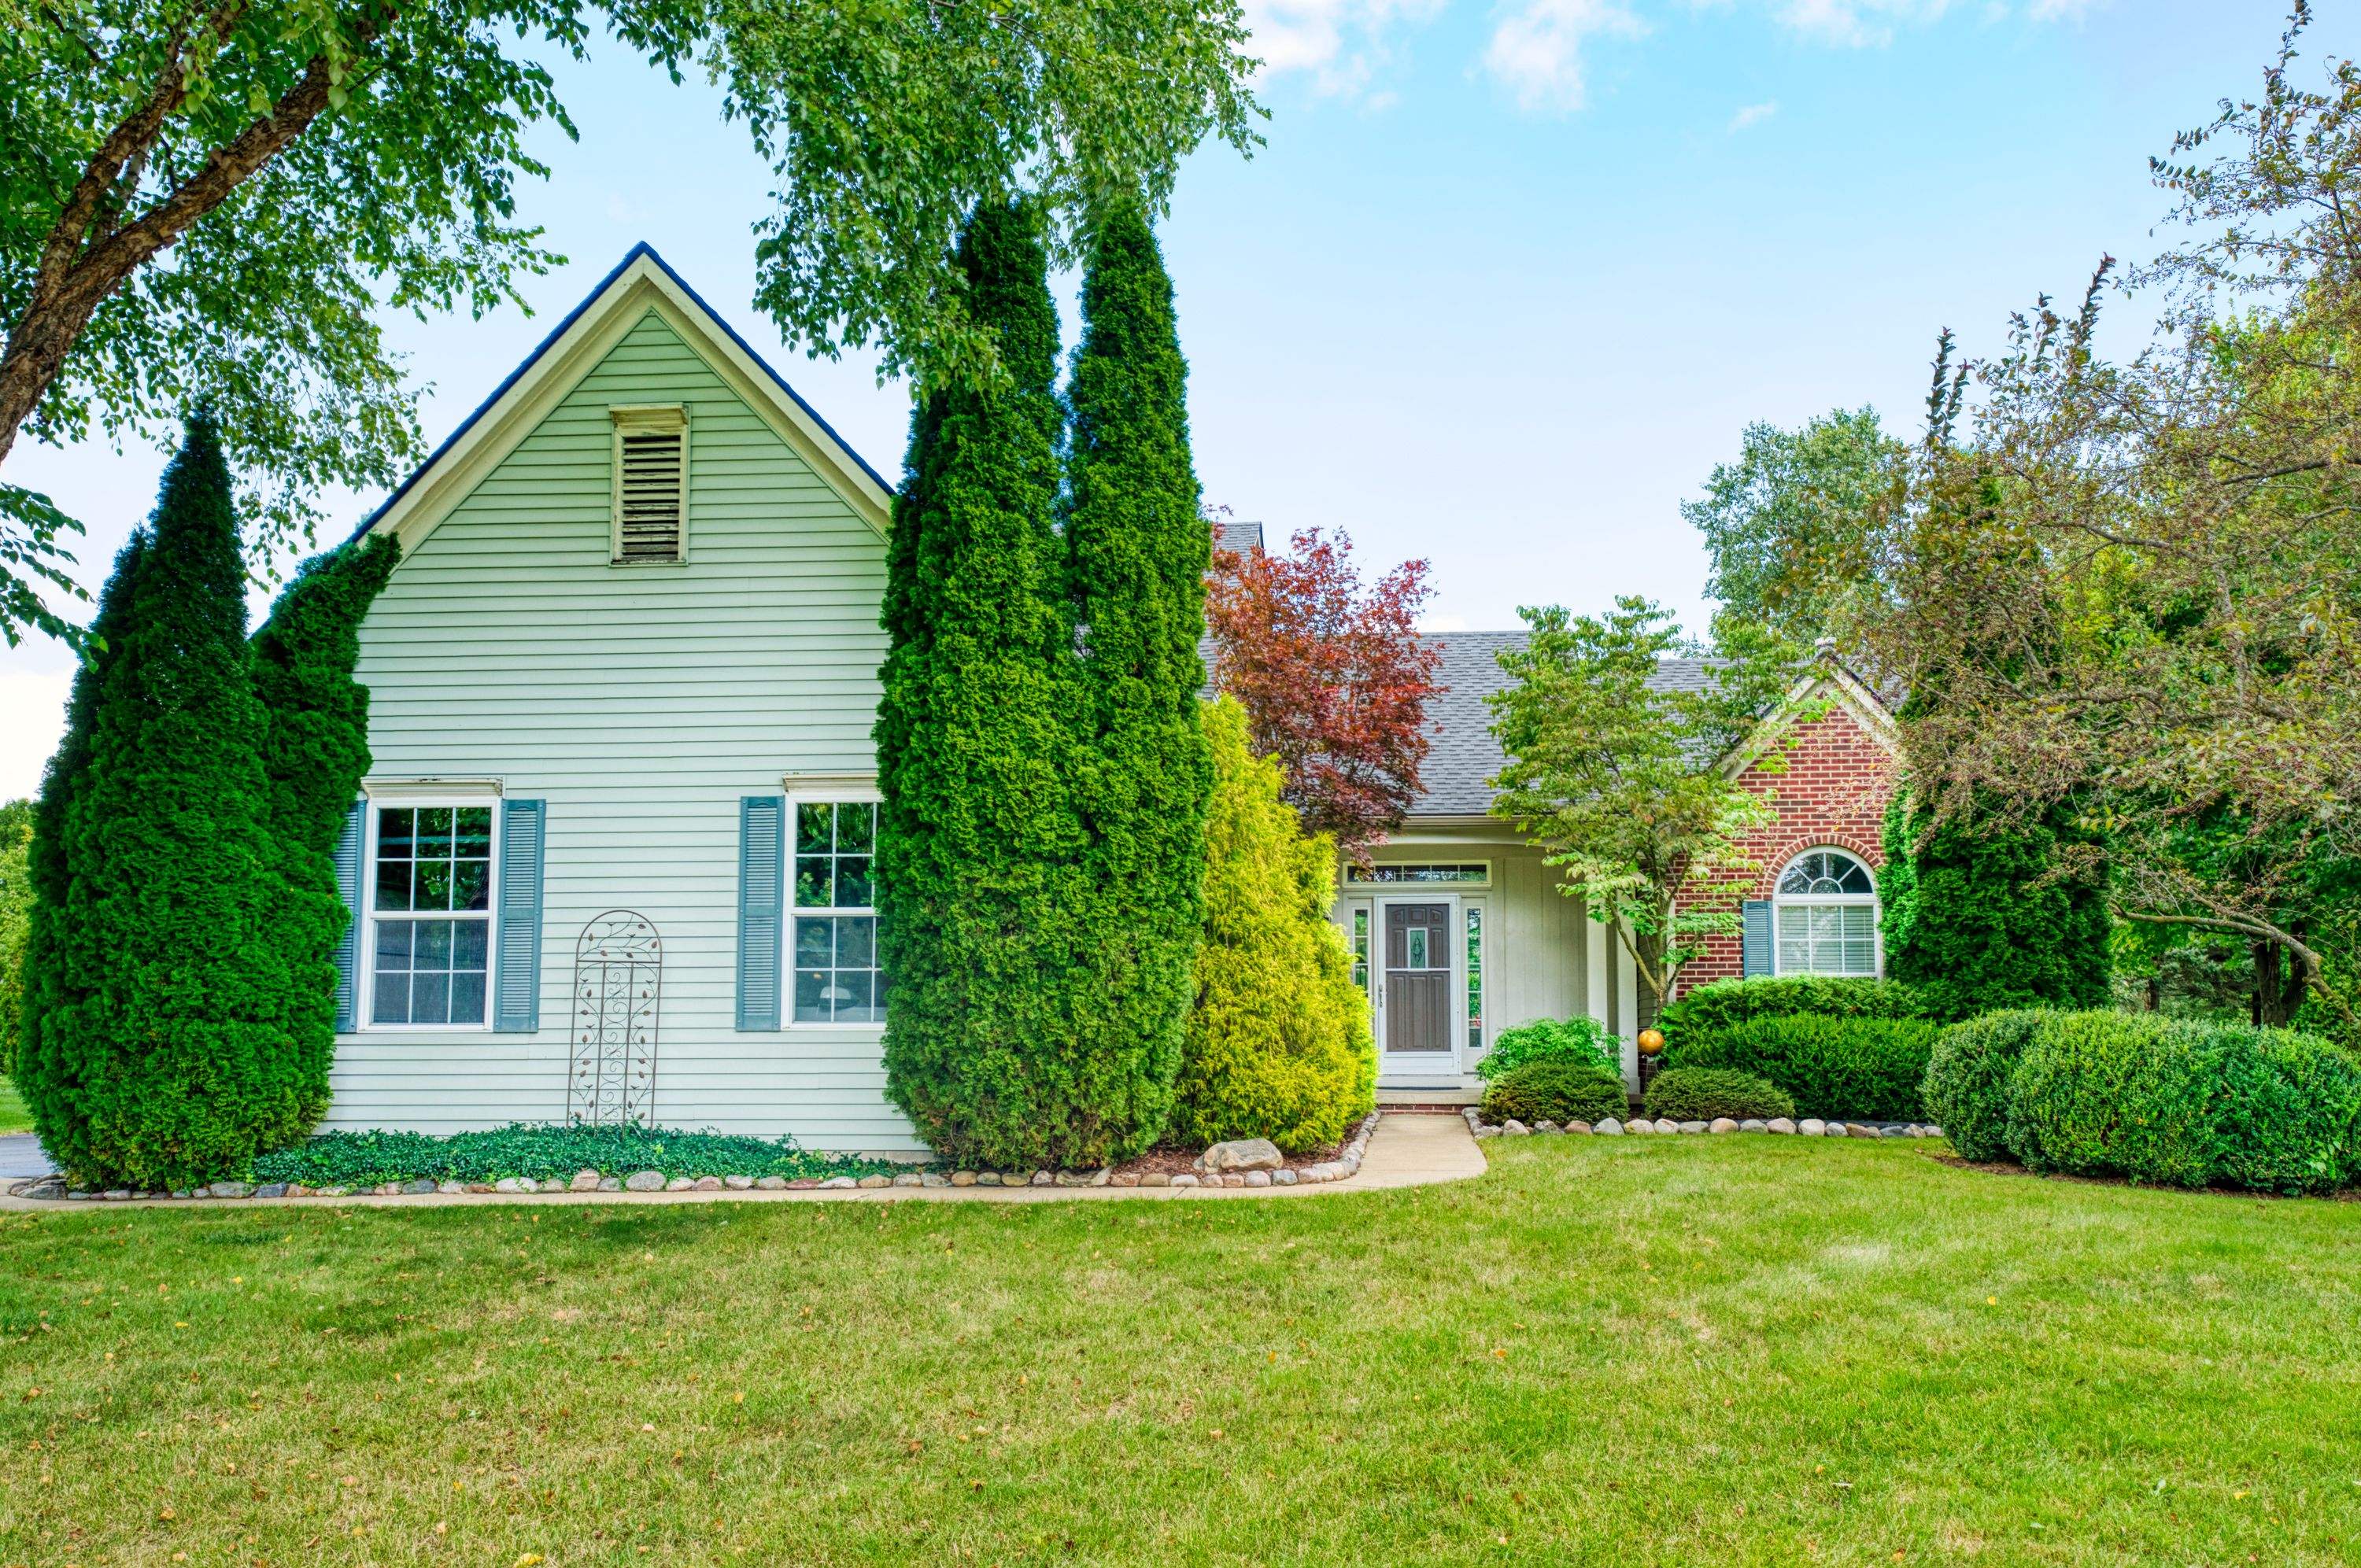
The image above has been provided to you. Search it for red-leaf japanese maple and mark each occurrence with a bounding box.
[1205,526,1443,861]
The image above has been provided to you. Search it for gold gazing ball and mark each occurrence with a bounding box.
[1638,1028,1665,1057]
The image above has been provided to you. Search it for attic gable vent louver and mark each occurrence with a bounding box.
[611,405,688,564]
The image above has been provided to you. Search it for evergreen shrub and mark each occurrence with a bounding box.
[2005,1013,2220,1186]
[875,201,1103,1168]
[2001,1013,2361,1194]
[17,417,314,1190]
[1642,1067,1794,1123]
[1657,976,1928,1057]
[1480,1060,1628,1127]
[2208,1026,2361,1194]
[1881,795,2111,1020]
[1059,201,1214,1155]
[1476,1016,1620,1081]
[1921,1010,2047,1161]
[1171,698,1374,1153]
[1669,1014,1941,1122]
[252,1123,887,1189]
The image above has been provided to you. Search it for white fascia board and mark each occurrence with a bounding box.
[364,256,892,558]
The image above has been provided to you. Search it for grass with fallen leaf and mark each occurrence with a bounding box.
[2,1135,2358,1565]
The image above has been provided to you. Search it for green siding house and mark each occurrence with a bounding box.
[331,245,1901,1149]
[332,245,919,1153]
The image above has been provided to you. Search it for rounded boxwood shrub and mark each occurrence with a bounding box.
[1657,976,1930,1057]
[1480,1060,1628,1127]
[1642,1067,1794,1123]
[2208,1024,2361,1195]
[1922,1009,2047,1161]
[1476,1016,1620,1082]
[2004,1013,2220,1186]
[1665,1013,1940,1123]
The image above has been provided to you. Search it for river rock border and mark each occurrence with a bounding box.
[1462,1108,1945,1141]
[3,1111,1388,1204]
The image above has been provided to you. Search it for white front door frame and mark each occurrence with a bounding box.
[1372,891,1465,1084]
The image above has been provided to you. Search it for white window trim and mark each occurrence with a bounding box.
[357,792,501,1033]
[1770,848,1882,979]
[784,783,885,1033]
[610,403,689,566]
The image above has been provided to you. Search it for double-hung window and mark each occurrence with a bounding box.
[368,801,497,1026]
[792,797,886,1024]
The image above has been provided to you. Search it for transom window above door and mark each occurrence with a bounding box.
[1773,848,1879,977]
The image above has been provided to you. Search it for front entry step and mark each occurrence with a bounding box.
[1376,1085,1481,1108]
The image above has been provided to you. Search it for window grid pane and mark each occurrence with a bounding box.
[369,915,491,1025]
[1776,902,1877,977]
[793,914,885,1024]
[368,804,494,1026]
[1351,909,1369,991]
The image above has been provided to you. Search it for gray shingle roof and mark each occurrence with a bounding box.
[1411,633,1713,817]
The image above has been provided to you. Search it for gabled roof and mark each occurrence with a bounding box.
[1411,633,1897,820]
[349,243,894,552]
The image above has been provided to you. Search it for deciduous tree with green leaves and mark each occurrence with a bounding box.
[1487,598,1799,1024]
[1681,408,1903,644]
[0,0,1261,643]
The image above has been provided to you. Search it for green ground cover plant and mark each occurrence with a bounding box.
[246,1125,892,1190]
[1655,975,1929,1056]
[1473,1016,1620,1081]
[1666,1013,1940,1122]
[1477,1060,1628,1125]
[1642,1067,1794,1123]
[3,1138,2359,1566]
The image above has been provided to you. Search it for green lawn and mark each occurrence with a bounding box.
[3,1136,2357,1567]
[0,1080,31,1136]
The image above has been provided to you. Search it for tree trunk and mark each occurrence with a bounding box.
[2252,939,2308,1028]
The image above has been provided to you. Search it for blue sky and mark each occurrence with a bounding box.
[0,0,2344,796]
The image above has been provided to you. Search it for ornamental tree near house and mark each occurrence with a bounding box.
[1203,527,1443,864]
[17,415,311,1189]
[0,0,1261,645]
[874,201,1095,1169]
[1486,598,1798,1026]
[1058,202,1215,1157]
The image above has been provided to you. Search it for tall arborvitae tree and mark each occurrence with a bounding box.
[876,201,1094,1168]
[1058,203,1214,1160]
[1881,793,2112,1021]
[18,533,147,1091]
[249,533,403,1127]
[17,416,306,1188]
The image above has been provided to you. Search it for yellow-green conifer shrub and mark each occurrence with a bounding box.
[1173,697,1375,1152]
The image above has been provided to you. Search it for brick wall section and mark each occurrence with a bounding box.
[1675,703,1899,999]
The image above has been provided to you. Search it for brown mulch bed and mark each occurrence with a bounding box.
[1108,1139,1347,1181]
[1927,1152,2359,1202]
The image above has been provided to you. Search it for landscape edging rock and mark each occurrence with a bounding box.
[5,1109,1390,1204]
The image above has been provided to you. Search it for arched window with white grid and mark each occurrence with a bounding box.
[1772,848,1880,976]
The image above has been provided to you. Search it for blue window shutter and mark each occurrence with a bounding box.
[1742,899,1773,978]
[737,795,785,1031]
[494,799,547,1032]
[332,800,364,1032]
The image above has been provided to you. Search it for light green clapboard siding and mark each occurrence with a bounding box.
[335,308,919,1152]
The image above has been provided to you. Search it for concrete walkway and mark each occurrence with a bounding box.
[0,1133,55,1179]
[0,1112,1489,1212]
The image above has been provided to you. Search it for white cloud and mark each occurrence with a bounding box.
[1244,0,1448,96]
[2026,0,2101,19]
[1483,0,1648,112]
[1727,100,1779,131]
[1773,0,1952,47]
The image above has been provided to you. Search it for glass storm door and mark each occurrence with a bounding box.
[1380,902,1454,1061]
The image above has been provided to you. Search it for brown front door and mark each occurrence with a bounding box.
[1384,902,1452,1054]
